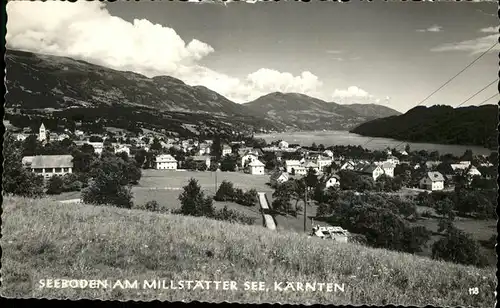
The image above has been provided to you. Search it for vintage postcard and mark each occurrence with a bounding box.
[1,0,498,306]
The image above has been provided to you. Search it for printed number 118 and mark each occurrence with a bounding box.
[468,287,479,295]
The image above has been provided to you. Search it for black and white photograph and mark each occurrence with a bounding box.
[1,0,498,306]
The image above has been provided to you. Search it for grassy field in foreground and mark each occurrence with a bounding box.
[1,196,496,306]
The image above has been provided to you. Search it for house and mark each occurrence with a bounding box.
[399,150,408,156]
[315,156,333,171]
[303,161,320,174]
[381,162,396,177]
[155,154,178,170]
[425,161,441,169]
[15,133,28,142]
[293,166,307,176]
[419,171,445,191]
[22,155,73,179]
[278,140,289,149]
[467,166,482,177]
[270,171,289,186]
[450,163,469,171]
[114,144,131,156]
[285,160,302,173]
[57,133,70,141]
[311,225,348,243]
[356,163,385,181]
[248,159,265,175]
[241,152,258,167]
[222,144,232,156]
[323,150,334,158]
[340,160,356,170]
[386,155,400,165]
[191,155,211,169]
[324,174,340,189]
[38,123,47,142]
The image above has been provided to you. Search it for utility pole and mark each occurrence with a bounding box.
[304,186,307,233]
[214,170,218,193]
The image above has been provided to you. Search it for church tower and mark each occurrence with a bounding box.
[38,123,47,142]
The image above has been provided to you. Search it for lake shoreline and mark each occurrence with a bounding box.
[255,130,493,156]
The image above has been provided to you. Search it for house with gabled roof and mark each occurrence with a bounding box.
[248,159,265,175]
[419,171,444,191]
[270,170,289,186]
[22,155,73,179]
[155,154,178,170]
[355,163,385,181]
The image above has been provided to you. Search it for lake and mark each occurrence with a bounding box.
[255,130,494,156]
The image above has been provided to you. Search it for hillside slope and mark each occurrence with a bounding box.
[243,92,401,130]
[0,196,495,306]
[350,105,498,149]
[342,103,401,118]
[5,49,284,133]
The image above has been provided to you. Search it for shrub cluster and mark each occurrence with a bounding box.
[214,181,258,207]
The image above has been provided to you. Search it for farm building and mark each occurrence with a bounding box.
[248,159,265,175]
[22,155,74,179]
[419,171,445,191]
[155,154,178,170]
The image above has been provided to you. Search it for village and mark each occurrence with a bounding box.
[5,120,494,252]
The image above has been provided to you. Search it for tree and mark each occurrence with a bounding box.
[2,133,45,198]
[135,149,147,168]
[375,174,401,192]
[46,175,64,195]
[434,199,455,220]
[404,144,411,153]
[178,178,215,217]
[272,182,294,215]
[81,156,134,208]
[214,180,235,201]
[150,138,162,152]
[432,225,487,267]
[460,149,474,162]
[220,155,237,172]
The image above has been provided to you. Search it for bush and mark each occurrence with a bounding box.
[134,200,160,212]
[62,173,83,192]
[214,180,235,201]
[46,175,64,195]
[432,225,488,267]
[213,206,256,225]
[214,181,257,206]
[178,178,215,217]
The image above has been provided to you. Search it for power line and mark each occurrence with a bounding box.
[390,79,498,150]
[360,42,498,149]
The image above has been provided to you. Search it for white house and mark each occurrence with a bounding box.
[294,166,307,176]
[356,164,385,181]
[278,140,289,149]
[15,133,28,142]
[38,123,47,142]
[381,162,396,177]
[399,150,408,156]
[467,166,482,177]
[324,174,341,188]
[241,153,258,167]
[386,155,400,165]
[323,150,334,158]
[155,154,178,170]
[114,144,131,156]
[248,159,265,175]
[87,142,104,155]
[304,161,320,174]
[419,171,445,191]
[270,171,289,186]
[22,155,73,179]
[285,160,302,173]
[222,144,232,156]
[315,156,333,171]
[340,160,356,170]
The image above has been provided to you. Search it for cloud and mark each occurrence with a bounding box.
[246,69,323,95]
[430,34,499,54]
[479,26,499,33]
[332,86,373,99]
[6,1,321,104]
[416,25,442,33]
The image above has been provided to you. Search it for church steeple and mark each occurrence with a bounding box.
[39,122,47,142]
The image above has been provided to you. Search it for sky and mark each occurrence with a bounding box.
[6,0,499,112]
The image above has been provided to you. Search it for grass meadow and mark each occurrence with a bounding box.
[1,195,496,306]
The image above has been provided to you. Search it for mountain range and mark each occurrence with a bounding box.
[5,49,400,134]
[243,93,400,130]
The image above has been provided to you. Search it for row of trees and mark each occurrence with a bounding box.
[214,181,258,207]
[178,179,256,225]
